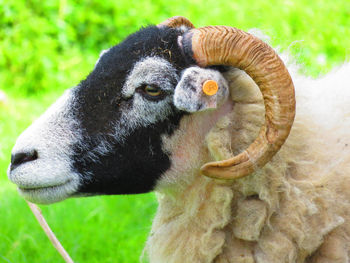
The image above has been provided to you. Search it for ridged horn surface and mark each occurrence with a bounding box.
[181,26,295,180]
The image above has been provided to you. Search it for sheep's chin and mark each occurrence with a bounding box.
[17,179,79,204]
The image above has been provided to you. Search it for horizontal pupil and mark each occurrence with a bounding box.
[145,86,160,94]
[147,88,158,92]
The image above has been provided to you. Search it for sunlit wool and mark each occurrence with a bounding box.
[145,55,350,262]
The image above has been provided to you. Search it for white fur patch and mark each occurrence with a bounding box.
[294,62,350,130]
[121,57,179,128]
[123,57,178,98]
[8,89,80,204]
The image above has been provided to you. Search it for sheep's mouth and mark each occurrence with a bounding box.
[17,179,78,204]
[18,181,71,192]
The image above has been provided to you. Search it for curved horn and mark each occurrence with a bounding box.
[158,16,195,29]
[181,26,295,180]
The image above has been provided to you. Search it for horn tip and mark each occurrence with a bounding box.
[200,163,236,180]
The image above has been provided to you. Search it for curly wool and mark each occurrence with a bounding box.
[145,52,350,262]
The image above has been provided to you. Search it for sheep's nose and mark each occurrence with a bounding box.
[11,150,38,171]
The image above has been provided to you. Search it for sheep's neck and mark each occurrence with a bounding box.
[146,100,236,262]
[146,175,234,263]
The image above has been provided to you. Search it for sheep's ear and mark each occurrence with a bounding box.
[174,67,229,112]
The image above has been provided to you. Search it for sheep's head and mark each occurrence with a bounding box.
[8,17,295,204]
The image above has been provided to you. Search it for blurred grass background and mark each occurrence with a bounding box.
[0,0,349,262]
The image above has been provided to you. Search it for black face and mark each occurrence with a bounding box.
[70,26,192,195]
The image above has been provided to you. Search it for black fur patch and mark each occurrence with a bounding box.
[74,111,184,194]
[71,26,191,195]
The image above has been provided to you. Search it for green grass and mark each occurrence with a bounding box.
[0,181,156,263]
[0,0,349,262]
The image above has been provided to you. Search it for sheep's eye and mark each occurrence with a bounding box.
[144,85,161,97]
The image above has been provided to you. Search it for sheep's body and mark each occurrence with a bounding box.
[146,60,350,262]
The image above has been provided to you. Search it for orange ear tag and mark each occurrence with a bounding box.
[202,80,218,96]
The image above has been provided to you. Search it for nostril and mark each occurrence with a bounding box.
[11,150,38,170]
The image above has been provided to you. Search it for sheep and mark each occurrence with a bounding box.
[7,16,350,262]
